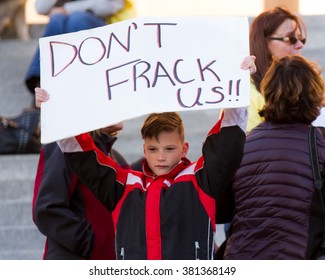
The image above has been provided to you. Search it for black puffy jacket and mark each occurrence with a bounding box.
[224,122,325,260]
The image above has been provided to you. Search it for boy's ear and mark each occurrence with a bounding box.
[182,142,189,157]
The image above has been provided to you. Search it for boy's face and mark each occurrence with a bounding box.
[143,129,189,176]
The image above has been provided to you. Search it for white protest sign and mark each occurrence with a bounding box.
[39,16,250,144]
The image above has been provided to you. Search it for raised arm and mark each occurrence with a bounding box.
[197,56,256,204]
[57,132,129,211]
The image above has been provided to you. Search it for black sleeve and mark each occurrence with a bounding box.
[200,125,245,198]
[196,125,245,224]
[61,133,127,212]
[215,181,235,224]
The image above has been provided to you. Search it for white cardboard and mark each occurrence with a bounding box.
[39,16,250,143]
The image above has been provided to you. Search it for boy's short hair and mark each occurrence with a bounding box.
[259,55,324,124]
[141,112,185,142]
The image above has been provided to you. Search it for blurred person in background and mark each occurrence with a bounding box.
[248,6,306,131]
[25,0,126,105]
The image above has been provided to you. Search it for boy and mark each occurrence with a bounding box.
[36,56,255,259]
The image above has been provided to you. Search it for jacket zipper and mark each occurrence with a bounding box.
[195,241,200,260]
[120,247,125,260]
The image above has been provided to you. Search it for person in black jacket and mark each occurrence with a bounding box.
[32,122,132,259]
[218,55,325,260]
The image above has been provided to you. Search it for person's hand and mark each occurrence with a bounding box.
[99,122,124,136]
[221,55,256,132]
[241,55,256,74]
[35,87,49,108]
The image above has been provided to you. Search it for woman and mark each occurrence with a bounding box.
[223,55,325,259]
[248,6,306,131]
[220,7,304,238]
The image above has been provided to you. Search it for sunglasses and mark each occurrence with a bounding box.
[269,36,306,45]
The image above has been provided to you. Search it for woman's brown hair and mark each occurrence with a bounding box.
[250,6,306,91]
[259,55,324,124]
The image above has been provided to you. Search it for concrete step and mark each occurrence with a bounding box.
[0,155,45,260]
[0,39,38,117]
[0,226,44,260]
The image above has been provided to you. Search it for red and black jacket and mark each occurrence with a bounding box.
[58,118,245,259]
